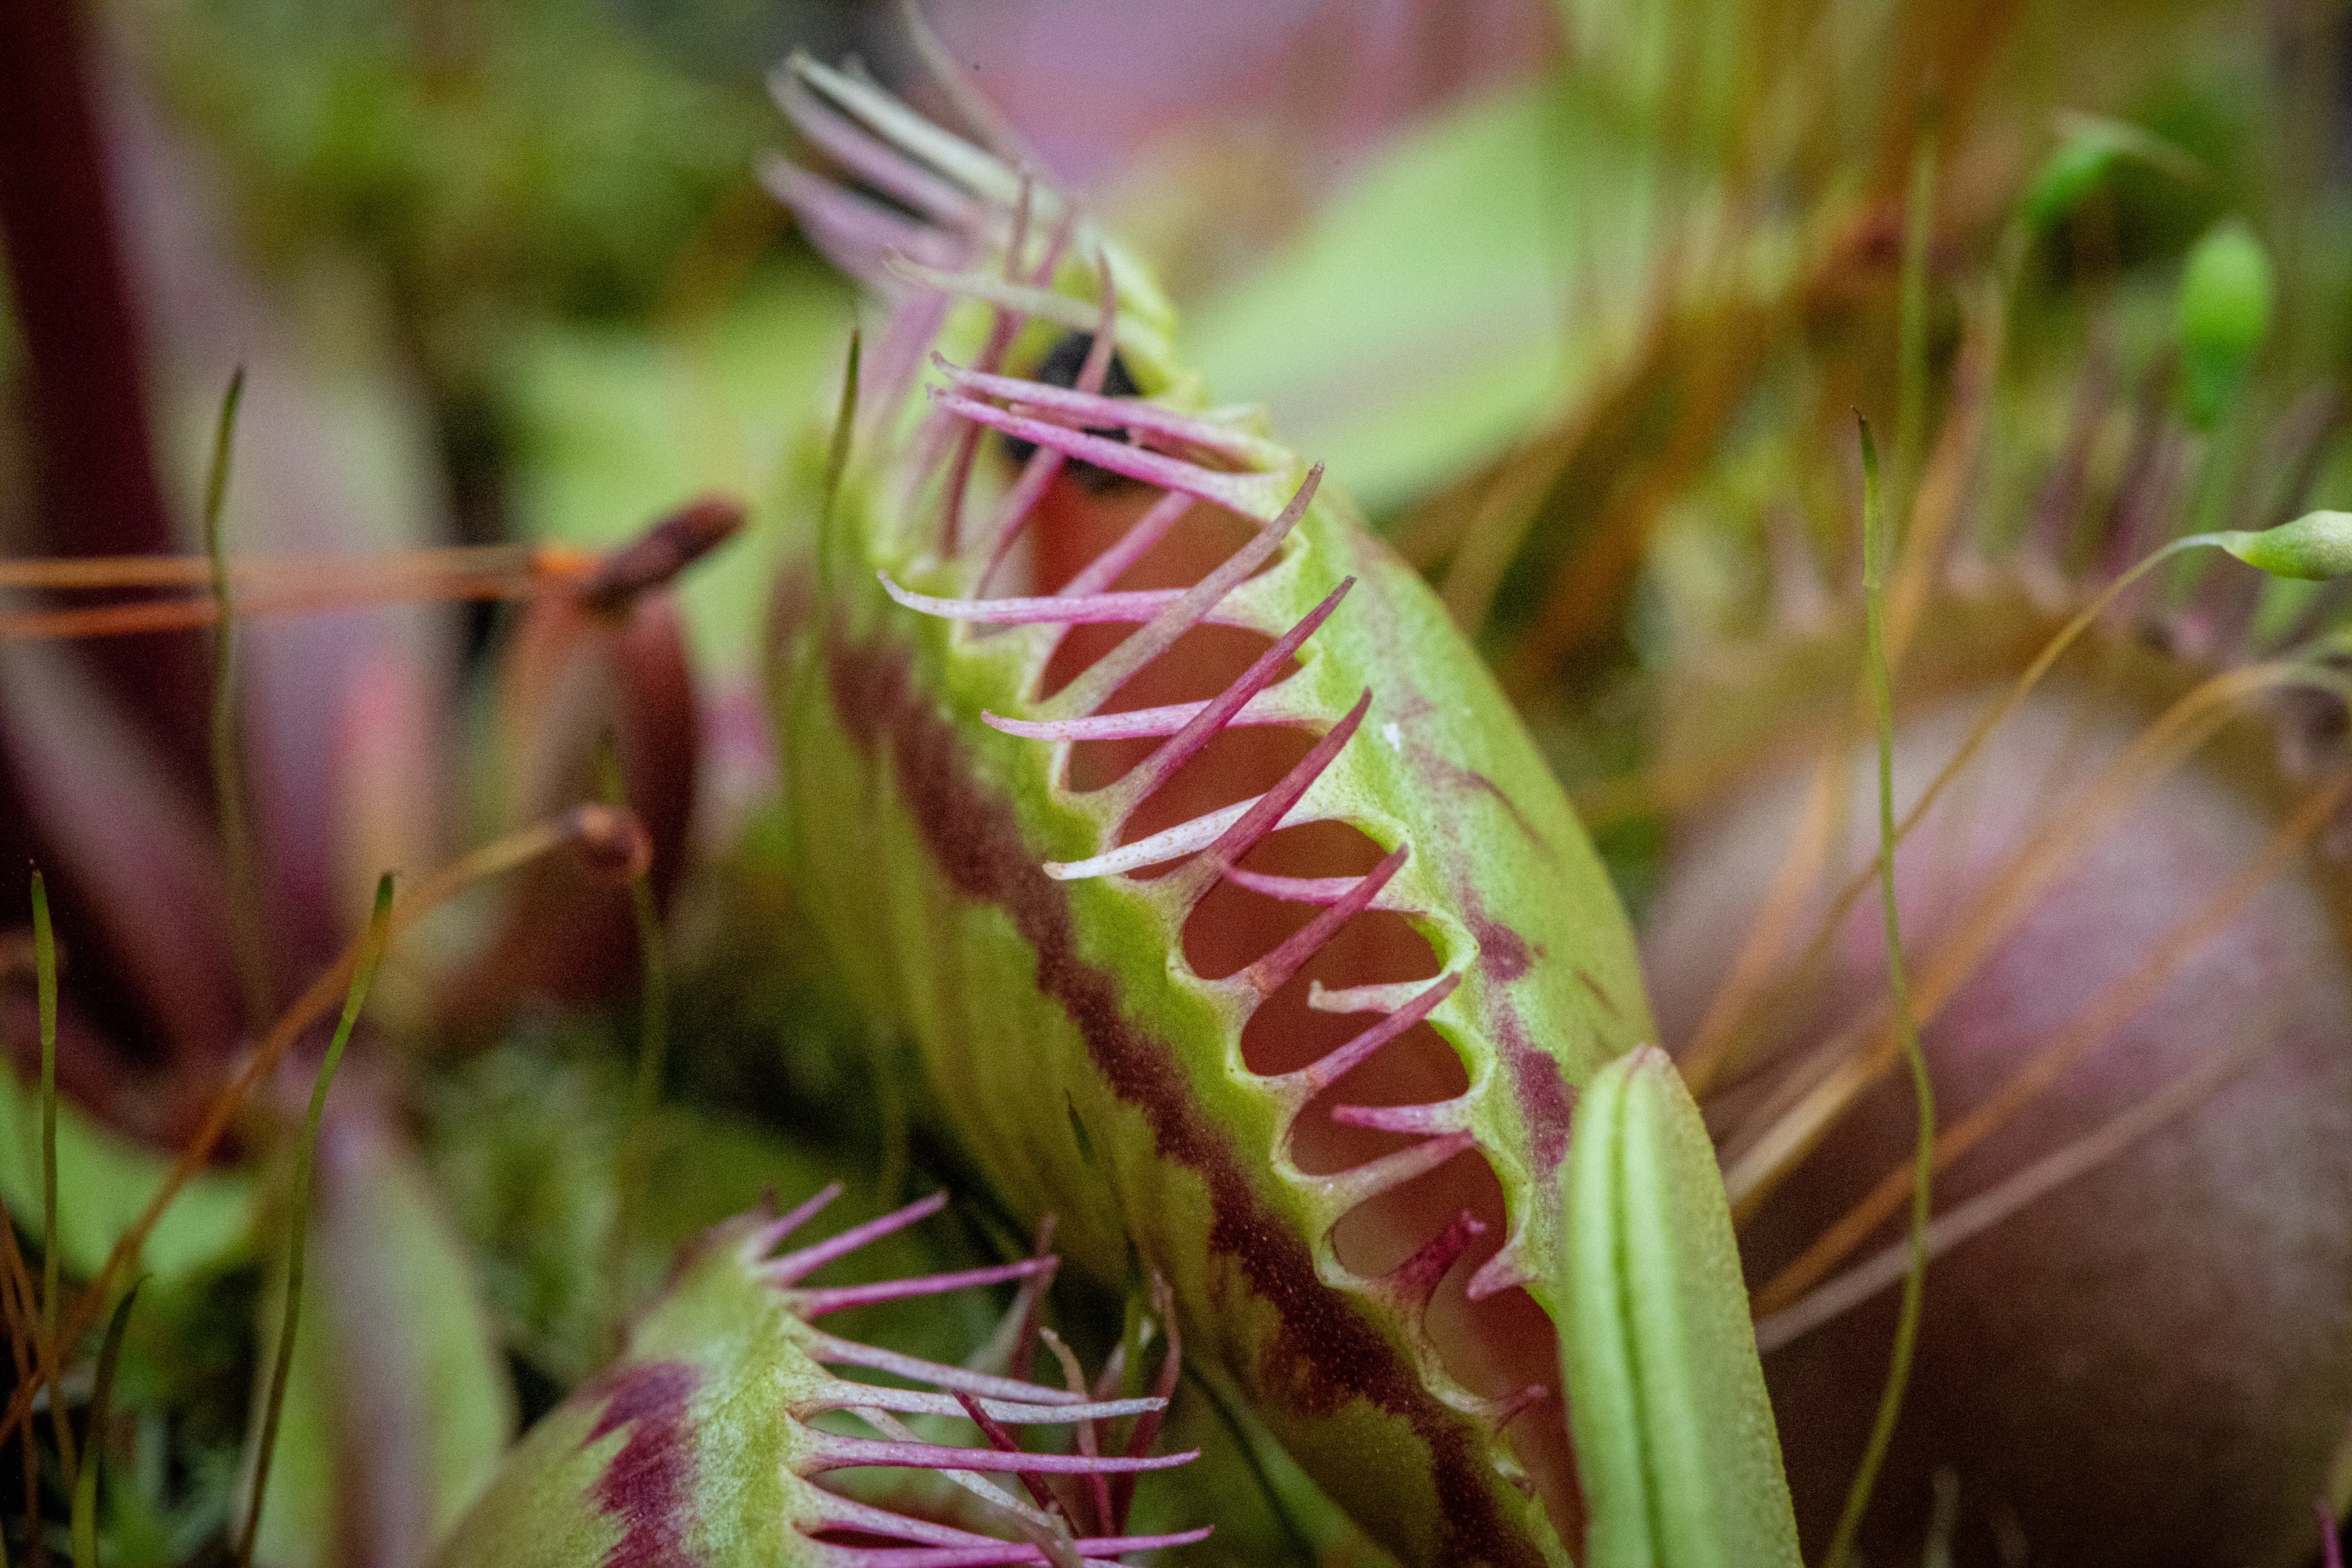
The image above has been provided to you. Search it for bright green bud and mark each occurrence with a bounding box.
[2178,218,2274,429]
[2021,136,2121,232]
[2020,114,2200,233]
[2216,510,2352,582]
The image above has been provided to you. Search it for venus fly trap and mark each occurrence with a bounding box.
[766,56,1798,1567]
[434,1185,1206,1568]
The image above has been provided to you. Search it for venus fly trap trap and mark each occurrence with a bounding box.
[434,1185,1206,1568]
[765,55,1798,1568]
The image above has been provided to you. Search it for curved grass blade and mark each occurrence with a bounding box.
[31,871,62,1470]
[1820,419,1935,1568]
[71,1279,142,1568]
[237,873,395,1568]
[202,365,271,1026]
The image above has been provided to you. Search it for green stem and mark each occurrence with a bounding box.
[1822,419,1937,1568]
[31,870,73,1490]
[818,328,861,601]
[1761,530,2223,1080]
[1893,123,1938,526]
[598,739,668,1346]
[69,1280,140,1568]
[31,873,56,1371]
[236,875,394,1568]
[204,366,273,1027]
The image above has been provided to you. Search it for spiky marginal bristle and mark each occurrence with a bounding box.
[430,1188,1204,1568]
[765,55,1733,1568]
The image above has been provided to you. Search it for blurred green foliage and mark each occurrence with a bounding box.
[132,0,786,323]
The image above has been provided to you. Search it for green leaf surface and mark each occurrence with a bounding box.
[2220,510,2352,582]
[1560,1047,1799,1568]
[0,1067,252,1284]
[508,261,854,677]
[1184,84,1627,515]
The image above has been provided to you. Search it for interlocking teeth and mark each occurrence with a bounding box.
[933,356,1290,471]
[1302,1131,1479,1234]
[875,254,1558,1509]
[1330,1098,1474,1137]
[761,1189,950,1285]
[1043,467,1318,722]
[784,53,1032,209]
[963,255,1106,565]
[800,1494,1215,1568]
[802,1326,1096,1405]
[1225,866,1413,909]
[1380,1209,1489,1314]
[736,1178,847,1262]
[1308,978,1444,1014]
[770,71,978,230]
[877,575,1218,627]
[1097,578,1354,822]
[1050,488,1192,601]
[795,1379,1167,1425]
[1163,690,1373,909]
[788,1256,1058,1318]
[1466,1236,1537,1302]
[980,690,1298,742]
[1236,844,1408,1000]
[925,384,1283,517]
[691,1181,1210,1564]
[1273,973,1461,1109]
[795,1428,1200,1479]
[1043,794,1277,881]
[757,157,963,282]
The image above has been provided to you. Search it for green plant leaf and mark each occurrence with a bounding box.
[1184,84,1599,514]
[1559,1047,1800,1568]
[0,1066,252,1284]
[2020,112,2202,232]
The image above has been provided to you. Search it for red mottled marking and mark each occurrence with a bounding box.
[1413,749,1552,861]
[828,633,1553,1568]
[1467,908,1535,984]
[1498,1011,1574,1172]
[1462,891,1573,1171]
[579,1360,699,1568]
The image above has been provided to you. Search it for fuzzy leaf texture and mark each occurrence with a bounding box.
[766,56,1798,1568]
